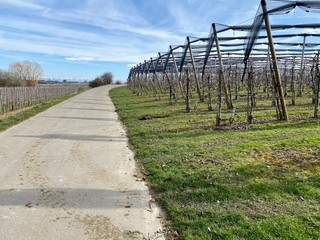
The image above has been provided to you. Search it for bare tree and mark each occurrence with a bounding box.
[28,61,43,82]
[9,62,24,81]
[9,60,43,86]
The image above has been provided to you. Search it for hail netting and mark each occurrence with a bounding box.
[243,0,320,81]
[127,0,320,123]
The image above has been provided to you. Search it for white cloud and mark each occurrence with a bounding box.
[0,0,47,10]
[82,0,147,26]
[65,57,94,61]
[126,64,137,68]
[2,0,304,78]
[0,0,190,65]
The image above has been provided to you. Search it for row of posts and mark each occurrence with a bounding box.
[128,0,320,124]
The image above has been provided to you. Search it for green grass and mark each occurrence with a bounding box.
[0,92,82,132]
[110,86,320,240]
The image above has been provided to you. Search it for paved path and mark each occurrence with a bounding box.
[0,86,164,240]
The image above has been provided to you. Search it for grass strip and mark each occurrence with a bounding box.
[110,86,320,240]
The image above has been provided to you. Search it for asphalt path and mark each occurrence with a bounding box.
[0,85,164,240]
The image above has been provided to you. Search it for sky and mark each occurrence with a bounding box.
[0,0,319,82]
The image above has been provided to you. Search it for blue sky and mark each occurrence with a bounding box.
[0,0,319,82]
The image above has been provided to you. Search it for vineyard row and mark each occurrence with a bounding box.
[0,84,88,114]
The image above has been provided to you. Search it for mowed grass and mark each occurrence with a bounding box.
[110,86,320,240]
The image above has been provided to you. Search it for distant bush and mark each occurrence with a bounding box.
[89,72,113,88]
[89,77,103,88]
[0,70,22,87]
[115,80,122,85]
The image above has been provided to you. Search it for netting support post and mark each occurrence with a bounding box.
[187,37,204,102]
[186,68,191,112]
[160,52,175,104]
[170,45,185,99]
[261,0,289,121]
[137,63,142,95]
[144,60,151,93]
[314,51,320,118]
[298,35,307,97]
[212,24,233,110]
[158,52,167,93]
[151,57,163,95]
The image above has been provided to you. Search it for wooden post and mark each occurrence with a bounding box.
[136,63,142,95]
[282,61,288,97]
[234,64,239,100]
[314,51,320,118]
[207,74,213,111]
[187,37,203,102]
[186,68,191,112]
[151,57,163,95]
[170,46,185,98]
[261,0,289,121]
[144,60,152,93]
[212,24,233,109]
[265,52,270,98]
[132,68,138,94]
[159,52,175,102]
[290,58,296,105]
[216,70,222,126]
[247,62,254,124]
[298,35,307,97]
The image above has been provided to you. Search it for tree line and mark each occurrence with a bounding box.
[1,60,119,88]
[0,60,43,87]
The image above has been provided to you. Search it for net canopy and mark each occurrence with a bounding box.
[128,0,320,81]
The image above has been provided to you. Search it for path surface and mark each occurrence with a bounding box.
[0,86,165,240]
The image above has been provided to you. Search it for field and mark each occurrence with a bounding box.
[110,86,320,239]
[0,84,88,114]
[0,91,84,132]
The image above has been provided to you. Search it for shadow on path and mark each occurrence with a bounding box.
[0,188,148,209]
[41,116,116,122]
[14,134,126,142]
[58,107,113,112]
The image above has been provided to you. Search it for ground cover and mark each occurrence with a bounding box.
[110,86,320,240]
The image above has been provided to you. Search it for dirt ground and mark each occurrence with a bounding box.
[0,85,165,240]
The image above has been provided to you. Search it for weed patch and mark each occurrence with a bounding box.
[252,147,320,174]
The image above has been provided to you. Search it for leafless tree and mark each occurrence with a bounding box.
[9,60,43,86]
